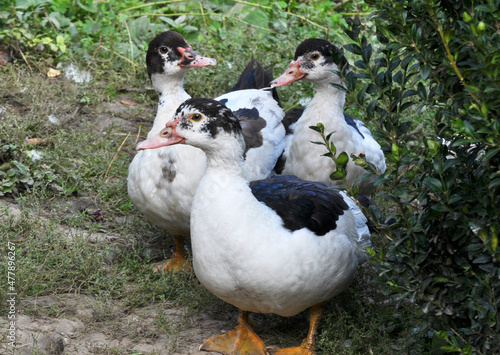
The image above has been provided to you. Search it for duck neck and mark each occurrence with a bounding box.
[310,82,345,119]
[193,137,249,219]
[299,82,349,136]
[200,135,247,182]
[149,71,190,136]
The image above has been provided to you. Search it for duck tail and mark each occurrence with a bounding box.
[231,59,282,107]
[339,191,372,264]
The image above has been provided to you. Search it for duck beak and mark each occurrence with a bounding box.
[136,117,185,150]
[178,46,217,68]
[270,61,306,87]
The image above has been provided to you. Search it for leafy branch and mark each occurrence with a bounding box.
[310,123,350,184]
[309,123,385,232]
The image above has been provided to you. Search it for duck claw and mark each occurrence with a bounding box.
[266,345,315,355]
[200,329,268,355]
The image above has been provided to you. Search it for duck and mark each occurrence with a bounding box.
[127,31,284,272]
[136,97,371,354]
[271,38,386,196]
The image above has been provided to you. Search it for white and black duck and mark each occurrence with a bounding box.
[127,31,284,272]
[272,38,386,196]
[136,97,370,354]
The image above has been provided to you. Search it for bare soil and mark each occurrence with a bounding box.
[1,292,227,355]
[0,88,232,354]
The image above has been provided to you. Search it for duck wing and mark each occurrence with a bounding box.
[250,175,349,236]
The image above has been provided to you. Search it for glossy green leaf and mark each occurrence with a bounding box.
[336,152,349,168]
[420,64,431,80]
[345,72,357,92]
[329,170,345,181]
[362,44,372,62]
[309,124,324,133]
[423,177,443,193]
[330,83,347,92]
[344,43,363,55]
[366,99,378,117]
[482,147,500,161]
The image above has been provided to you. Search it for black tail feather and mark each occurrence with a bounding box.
[231,59,282,107]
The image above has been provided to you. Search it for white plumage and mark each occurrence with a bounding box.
[136,97,370,353]
[127,32,284,270]
[217,89,285,180]
[128,32,212,238]
[272,38,386,195]
[192,170,362,316]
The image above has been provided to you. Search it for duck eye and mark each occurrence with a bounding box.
[310,53,320,61]
[159,46,168,55]
[190,113,202,122]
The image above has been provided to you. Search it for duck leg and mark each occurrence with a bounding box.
[267,304,323,355]
[152,235,191,273]
[200,310,268,354]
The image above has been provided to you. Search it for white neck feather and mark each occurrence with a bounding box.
[192,135,248,214]
[148,72,190,137]
[299,82,349,136]
[202,135,246,177]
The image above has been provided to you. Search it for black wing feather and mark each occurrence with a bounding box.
[233,107,267,154]
[344,113,365,139]
[250,175,348,236]
[273,107,304,174]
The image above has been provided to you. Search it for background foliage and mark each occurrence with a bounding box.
[341,1,499,353]
[1,0,498,354]
[0,0,363,73]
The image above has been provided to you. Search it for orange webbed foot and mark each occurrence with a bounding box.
[151,254,191,273]
[150,235,191,273]
[267,304,323,355]
[267,340,316,355]
[200,311,267,355]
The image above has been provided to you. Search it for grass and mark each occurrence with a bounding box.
[0,62,233,352]
[0,1,428,352]
[0,60,422,353]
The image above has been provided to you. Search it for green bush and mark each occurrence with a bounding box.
[0,0,360,70]
[341,1,499,353]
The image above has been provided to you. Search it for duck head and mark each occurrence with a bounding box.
[146,31,216,79]
[137,98,244,153]
[271,38,349,87]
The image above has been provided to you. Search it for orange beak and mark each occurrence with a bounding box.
[136,117,185,150]
[177,46,217,68]
[270,61,306,87]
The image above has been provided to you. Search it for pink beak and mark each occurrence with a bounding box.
[178,46,217,68]
[136,117,185,150]
[270,61,306,87]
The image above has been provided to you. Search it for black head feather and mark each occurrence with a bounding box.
[146,31,190,77]
[176,98,242,138]
[294,38,349,71]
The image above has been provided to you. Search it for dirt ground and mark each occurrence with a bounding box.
[0,292,227,355]
[0,173,230,355]
[0,68,375,355]
[0,91,233,354]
